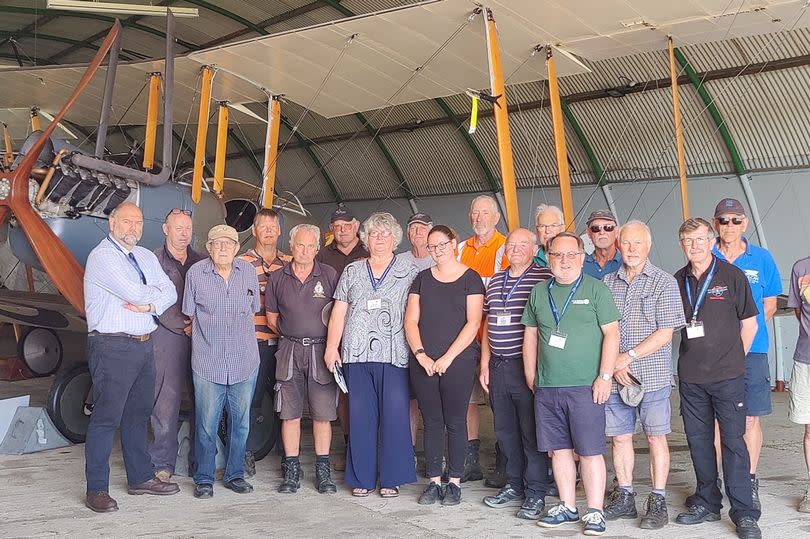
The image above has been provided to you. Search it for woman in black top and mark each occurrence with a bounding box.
[404,225,485,506]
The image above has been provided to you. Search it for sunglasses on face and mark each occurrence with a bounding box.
[589,224,616,233]
[717,217,744,226]
[165,208,192,220]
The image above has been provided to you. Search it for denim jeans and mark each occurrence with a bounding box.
[193,368,257,485]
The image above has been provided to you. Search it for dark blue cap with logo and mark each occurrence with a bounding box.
[714,198,746,217]
[330,205,356,224]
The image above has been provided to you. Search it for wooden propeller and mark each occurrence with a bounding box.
[0,22,121,316]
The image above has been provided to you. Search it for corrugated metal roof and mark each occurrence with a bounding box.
[309,137,402,200]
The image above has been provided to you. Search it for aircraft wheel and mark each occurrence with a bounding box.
[47,362,92,443]
[218,388,279,461]
[18,327,63,376]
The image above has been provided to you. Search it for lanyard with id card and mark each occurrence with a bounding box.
[495,266,531,326]
[684,259,717,340]
[366,258,395,310]
[547,275,583,349]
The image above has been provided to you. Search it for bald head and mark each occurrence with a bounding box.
[110,202,144,249]
[504,227,537,268]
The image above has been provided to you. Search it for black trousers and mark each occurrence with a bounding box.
[410,353,477,479]
[489,356,550,498]
[85,335,155,493]
[679,375,760,523]
[246,341,278,454]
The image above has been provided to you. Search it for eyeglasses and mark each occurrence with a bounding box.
[208,239,237,249]
[368,230,393,239]
[679,236,712,246]
[717,216,744,226]
[589,224,616,233]
[332,222,355,231]
[548,251,582,260]
[426,239,453,253]
[165,208,192,220]
[536,223,563,231]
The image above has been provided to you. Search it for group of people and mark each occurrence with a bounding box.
[79,194,810,539]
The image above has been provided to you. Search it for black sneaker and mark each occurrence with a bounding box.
[516,496,545,520]
[193,483,213,499]
[685,477,722,507]
[278,458,301,494]
[751,478,761,512]
[442,482,462,506]
[223,478,253,494]
[315,459,337,494]
[640,492,668,529]
[418,481,443,505]
[603,487,637,520]
[244,450,256,478]
[483,485,524,508]
[675,505,721,525]
[735,516,762,539]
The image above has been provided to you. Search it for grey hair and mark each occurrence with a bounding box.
[289,223,321,248]
[619,220,652,245]
[506,227,538,245]
[470,195,499,214]
[534,204,564,223]
[359,212,403,250]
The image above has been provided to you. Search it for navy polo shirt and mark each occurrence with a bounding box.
[583,250,622,280]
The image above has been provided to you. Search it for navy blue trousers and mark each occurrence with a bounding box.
[680,375,760,523]
[489,356,550,498]
[85,335,155,493]
[345,363,416,490]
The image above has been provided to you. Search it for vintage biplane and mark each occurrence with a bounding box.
[1,0,807,453]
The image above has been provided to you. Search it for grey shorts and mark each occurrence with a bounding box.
[274,338,338,422]
[605,385,672,437]
[534,386,606,457]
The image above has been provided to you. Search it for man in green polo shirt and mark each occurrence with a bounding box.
[522,231,620,536]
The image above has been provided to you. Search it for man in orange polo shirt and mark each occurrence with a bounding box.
[239,208,291,475]
[457,195,509,485]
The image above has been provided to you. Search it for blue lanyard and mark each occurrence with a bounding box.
[500,265,531,306]
[548,274,583,329]
[366,257,396,292]
[107,236,146,284]
[685,258,717,322]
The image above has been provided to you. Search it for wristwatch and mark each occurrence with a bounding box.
[627,349,638,359]
[599,372,611,381]
[414,348,425,356]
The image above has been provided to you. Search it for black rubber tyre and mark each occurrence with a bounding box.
[46,362,92,443]
[18,327,63,376]
[218,388,279,461]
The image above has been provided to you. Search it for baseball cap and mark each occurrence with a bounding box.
[407,212,433,227]
[586,209,617,225]
[619,373,645,407]
[714,198,746,218]
[330,205,356,224]
[207,224,239,243]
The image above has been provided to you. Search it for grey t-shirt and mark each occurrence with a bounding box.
[398,251,434,272]
[787,256,810,364]
[334,256,419,368]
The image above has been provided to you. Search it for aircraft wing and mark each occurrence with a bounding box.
[0,56,267,141]
[190,0,810,118]
[0,289,86,333]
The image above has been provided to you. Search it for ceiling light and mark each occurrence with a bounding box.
[47,0,199,18]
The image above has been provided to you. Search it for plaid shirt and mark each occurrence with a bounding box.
[603,261,686,392]
[239,249,291,342]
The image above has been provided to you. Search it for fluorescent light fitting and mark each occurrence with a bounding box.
[47,0,199,18]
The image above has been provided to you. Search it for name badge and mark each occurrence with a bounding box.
[367,298,382,310]
[494,309,511,326]
[686,321,705,339]
[549,331,567,349]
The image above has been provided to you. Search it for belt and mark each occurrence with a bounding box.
[259,338,279,346]
[492,354,521,362]
[283,336,326,346]
[89,331,151,342]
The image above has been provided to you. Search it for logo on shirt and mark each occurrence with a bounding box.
[708,285,728,299]
[572,299,590,305]
[313,281,326,298]
[744,269,760,285]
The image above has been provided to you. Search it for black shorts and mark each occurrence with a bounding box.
[534,386,606,457]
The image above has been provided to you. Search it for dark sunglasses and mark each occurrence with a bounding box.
[717,216,744,226]
[165,208,192,220]
[589,224,616,233]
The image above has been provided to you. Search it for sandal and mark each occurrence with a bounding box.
[380,487,399,498]
[352,487,374,497]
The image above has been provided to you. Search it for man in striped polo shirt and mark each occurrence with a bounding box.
[480,228,553,520]
[239,208,291,474]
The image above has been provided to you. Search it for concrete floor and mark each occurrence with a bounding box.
[2,369,810,538]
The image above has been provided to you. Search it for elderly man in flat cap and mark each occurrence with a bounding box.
[183,224,261,499]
